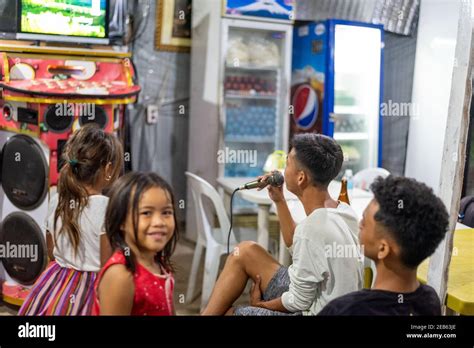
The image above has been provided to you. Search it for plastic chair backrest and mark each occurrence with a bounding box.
[185,172,236,245]
[363,257,377,289]
[353,168,390,191]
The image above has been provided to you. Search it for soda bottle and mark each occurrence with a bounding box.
[225,76,232,90]
[255,78,262,93]
[262,79,268,94]
[232,76,240,91]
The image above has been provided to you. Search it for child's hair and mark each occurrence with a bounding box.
[290,133,344,188]
[54,124,124,255]
[370,175,449,268]
[105,172,179,273]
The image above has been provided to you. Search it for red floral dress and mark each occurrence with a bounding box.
[93,251,174,315]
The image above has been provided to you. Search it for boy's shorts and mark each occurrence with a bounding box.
[233,266,302,316]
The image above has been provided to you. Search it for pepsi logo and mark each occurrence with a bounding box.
[292,84,318,130]
[315,24,325,36]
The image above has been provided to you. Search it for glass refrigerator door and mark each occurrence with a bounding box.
[222,25,288,178]
[332,23,382,174]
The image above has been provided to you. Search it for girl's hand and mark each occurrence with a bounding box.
[250,275,263,306]
[256,171,285,203]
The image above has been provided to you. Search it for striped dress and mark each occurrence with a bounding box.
[18,194,109,316]
[18,261,96,315]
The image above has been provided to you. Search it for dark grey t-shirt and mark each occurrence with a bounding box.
[318,284,441,316]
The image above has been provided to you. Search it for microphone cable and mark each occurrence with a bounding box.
[227,188,240,255]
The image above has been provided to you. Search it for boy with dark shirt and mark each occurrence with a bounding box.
[319,175,449,316]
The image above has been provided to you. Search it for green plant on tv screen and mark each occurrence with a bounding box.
[21,0,106,38]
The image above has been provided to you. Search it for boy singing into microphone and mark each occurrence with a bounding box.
[202,133,363,315]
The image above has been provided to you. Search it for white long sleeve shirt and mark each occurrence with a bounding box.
[281,202,363,315]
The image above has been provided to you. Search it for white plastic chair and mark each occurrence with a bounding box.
[353,168,390,191]
[363,257,377,288]
[185,172,256,310]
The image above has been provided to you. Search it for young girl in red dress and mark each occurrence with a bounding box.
[93,172,179,315]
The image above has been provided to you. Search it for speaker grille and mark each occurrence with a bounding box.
[79,105,107,129]
[0,212,47,285]
[1,134,48,210]
[44,104,74,133]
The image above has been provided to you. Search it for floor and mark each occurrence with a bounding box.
[0,237,250,316]
[173,238,250,315]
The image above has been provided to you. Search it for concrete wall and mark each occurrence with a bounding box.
[381,32,418,175]
[405,0,463,191]
[128,0,190,223]
[185,0,223,241]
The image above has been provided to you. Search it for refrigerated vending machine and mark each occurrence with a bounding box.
[291,20,384,175]
[220,17,293,178]
[187,0,294,235]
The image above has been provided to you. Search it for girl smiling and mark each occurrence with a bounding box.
[93,172,179,315]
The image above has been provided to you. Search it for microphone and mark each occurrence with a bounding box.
[238,171,284,190]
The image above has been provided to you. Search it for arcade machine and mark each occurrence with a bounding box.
[0,0,140,306]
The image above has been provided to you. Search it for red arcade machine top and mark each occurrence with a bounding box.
[0,52,140,100]
[0,46,141,134]
[0,47,141,185]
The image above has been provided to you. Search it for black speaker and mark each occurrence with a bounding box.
[44,105,74,133]
[0,131,49,305]
[1,134,49,210]
[0,212,48,285]
[78,105,108,129]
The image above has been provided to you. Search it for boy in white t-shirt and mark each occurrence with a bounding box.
[202,133,363,315]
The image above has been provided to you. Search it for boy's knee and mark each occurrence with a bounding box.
[227,241,260,263]
[235,241,262,259]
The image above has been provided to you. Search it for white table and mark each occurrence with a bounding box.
[456,222,469,230]
[217,177,374,264]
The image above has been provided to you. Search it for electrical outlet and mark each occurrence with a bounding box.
[147,104,159,124]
